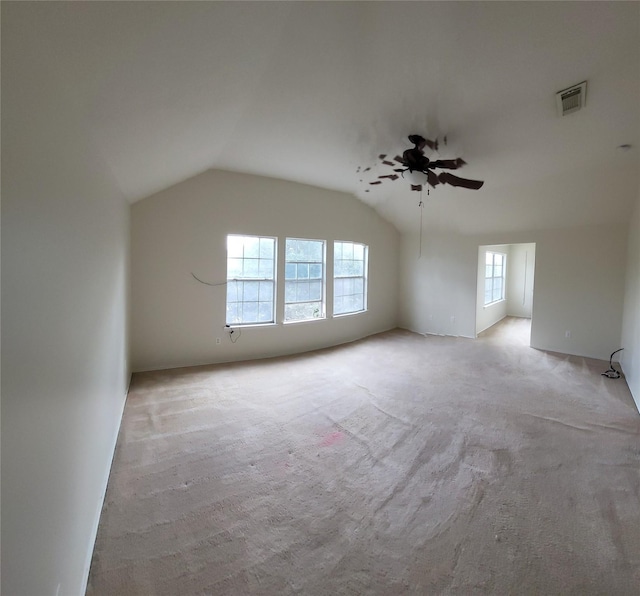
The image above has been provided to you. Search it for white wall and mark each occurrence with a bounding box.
[400,224,627,360]
[399,230,477,338]
[507,243,535,318]
[476,244,509,335]
[621,186,640,412]
[1,6,130,595]
[131,170,399,371]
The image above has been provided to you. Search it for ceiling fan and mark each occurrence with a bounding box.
[366,134,484,192]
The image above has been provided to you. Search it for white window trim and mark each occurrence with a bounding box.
[226,234,277,326]
[484,251,506,307]
[333,241,368,316]
[283,237,327,323]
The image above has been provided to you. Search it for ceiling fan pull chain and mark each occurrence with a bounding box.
[418,191,424,259]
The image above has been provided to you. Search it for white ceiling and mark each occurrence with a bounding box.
[10,1,640,234]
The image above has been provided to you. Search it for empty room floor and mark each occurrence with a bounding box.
[88,319,640,594]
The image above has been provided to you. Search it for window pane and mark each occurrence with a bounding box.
[310,241,323,262]
[297,263,309,279]
[227,235,245,258]
[243,258,258,278]
[285,263,296,280]
[309,264,322,279]
[259,258,274,278]
[345,278,354,294]
[258,281,272,301]
[242,301,258,323]
[309,280,322,301]
[351,295,364,312]
[259,238,274,259]
[296,282,310,302]
[227,281,238,301]
[228,258,243,279]
[258,301,273,322]
[244,237,259,258]
[242,281,259,302]
[285,281,296,302]
[342,243,354,259]
[285,302,322,322]
[226,303,240,324]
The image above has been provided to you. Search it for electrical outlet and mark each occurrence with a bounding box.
[216,337,221,345]
[565,330,571,339]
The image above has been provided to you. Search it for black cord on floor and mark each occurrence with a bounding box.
[602,348,624,379]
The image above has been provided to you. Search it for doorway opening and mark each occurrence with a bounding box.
[475,243,536,345]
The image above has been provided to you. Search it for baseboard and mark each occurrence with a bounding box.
[80,374,131,594]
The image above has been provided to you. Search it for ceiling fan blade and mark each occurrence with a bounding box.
[424,137,438,151]
[411,184,423,191]
[378,154,387,160]
[430,158,467,170]
[369,181,382,185]
[379,174,399,181]
[438,172,484,190]
[382,160,395,166]
[394,155,404,164]
[427,170,440,188]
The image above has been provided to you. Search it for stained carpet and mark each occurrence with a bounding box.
[87,318,640,595]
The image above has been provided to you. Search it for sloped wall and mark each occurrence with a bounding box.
[131,170,399,371]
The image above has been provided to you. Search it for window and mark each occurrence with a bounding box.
[284,238,325,321]
[485,251,506,305]
[226,235,276,325]
[334,241,368,315]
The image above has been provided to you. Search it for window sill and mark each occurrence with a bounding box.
[483,299,505,309]
[333,309,367,318]
[283,317,327,326]
[226,322,277,329]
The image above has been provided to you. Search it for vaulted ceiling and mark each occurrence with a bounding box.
[8,1,640,234]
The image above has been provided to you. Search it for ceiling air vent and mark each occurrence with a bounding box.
[556,81,587,116]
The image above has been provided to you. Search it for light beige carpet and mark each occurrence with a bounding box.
[88,318,640,595]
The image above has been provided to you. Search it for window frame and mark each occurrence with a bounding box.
[225,234,277,326]
[484,250,506,306]
[283,237,326,323]
[333,240,368,316]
